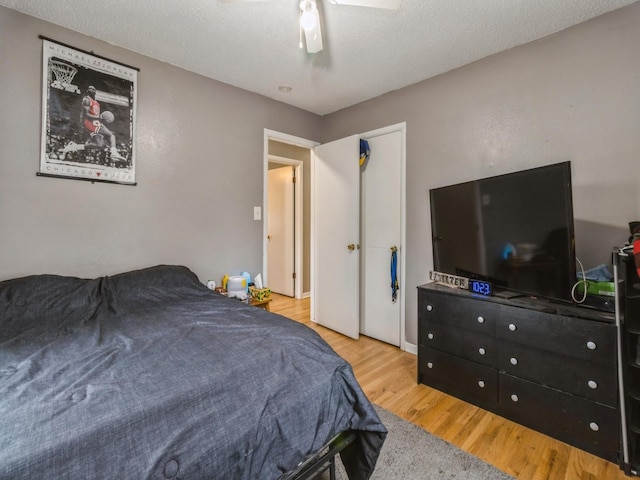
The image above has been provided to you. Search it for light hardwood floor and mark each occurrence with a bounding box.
[269,293,627,480]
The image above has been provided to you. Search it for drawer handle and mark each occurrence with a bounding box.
[586,341,597,350]
[478,380,485,388]
[510,357,518,366]
[588,380,598,389]
[510,394,519,402]
[427,305,433,312]
[477,316,485,324]
[427,362,434,369]
[478,347,486,355]
[427,333,434,340]
[508,323,517,332]
[589,422,599,432]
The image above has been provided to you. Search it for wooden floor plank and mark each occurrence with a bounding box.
[269,293,628,480]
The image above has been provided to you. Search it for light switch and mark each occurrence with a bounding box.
[254,206,261,220]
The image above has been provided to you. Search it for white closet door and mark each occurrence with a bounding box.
[361,131,402,345]
[313,135,360,339]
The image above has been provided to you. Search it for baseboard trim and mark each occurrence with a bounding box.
[404,341,417,356]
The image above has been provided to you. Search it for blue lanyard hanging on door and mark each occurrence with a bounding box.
[390,246,399,303]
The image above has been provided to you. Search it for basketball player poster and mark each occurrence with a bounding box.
[39,37,138,185]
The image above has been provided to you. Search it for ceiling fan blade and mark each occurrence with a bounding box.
[304,15,323,53]
[329,0,401,9]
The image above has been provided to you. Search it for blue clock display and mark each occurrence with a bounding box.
[469,279,492,296]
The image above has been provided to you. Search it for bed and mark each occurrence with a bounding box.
[0,265,386,480]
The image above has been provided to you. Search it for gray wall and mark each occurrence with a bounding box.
[322,2,640,344]
[0,6,322,285]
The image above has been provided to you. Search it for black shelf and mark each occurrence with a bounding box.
[629,387,640,403]
[618,249,640,476]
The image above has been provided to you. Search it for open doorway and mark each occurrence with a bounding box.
[263,130,317,299]
[267,161,299,297]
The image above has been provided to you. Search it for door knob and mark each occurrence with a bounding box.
[347,244,355,251]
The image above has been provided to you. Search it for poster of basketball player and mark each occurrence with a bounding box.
[39,37,138,185]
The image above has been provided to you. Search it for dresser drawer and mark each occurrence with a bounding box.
[420,321,497,367]
[499,373,619,462]
[495,308,616,367]
[418,347,498,409]
[419,290,501,334]
[498,341,617,407]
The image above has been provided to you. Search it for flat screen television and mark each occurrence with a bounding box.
[430,161,576,304]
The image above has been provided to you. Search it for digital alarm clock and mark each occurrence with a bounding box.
[469,279,492,296]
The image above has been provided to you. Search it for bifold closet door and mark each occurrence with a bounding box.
[360,131,402,346]
[313,135,360,340]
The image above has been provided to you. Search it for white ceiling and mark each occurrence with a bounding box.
[1,0,636,115]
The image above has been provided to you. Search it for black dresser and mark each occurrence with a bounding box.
[417,283,619,462]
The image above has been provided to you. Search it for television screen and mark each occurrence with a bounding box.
[430,161,576,303]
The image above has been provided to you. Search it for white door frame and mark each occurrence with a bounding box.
[267,155,303,297]
[264,124,407,352]
[263,129,318,300]
[360,122,407,352]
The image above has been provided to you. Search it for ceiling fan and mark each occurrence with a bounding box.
[220,0,402,54]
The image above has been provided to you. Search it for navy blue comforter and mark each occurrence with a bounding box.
[0,265,385,480]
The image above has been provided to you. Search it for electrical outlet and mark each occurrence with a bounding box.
[254,206,261,220]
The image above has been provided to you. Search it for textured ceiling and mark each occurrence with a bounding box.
[1,0,636,115]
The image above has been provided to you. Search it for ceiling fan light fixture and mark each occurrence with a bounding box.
[299,0,318,32]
